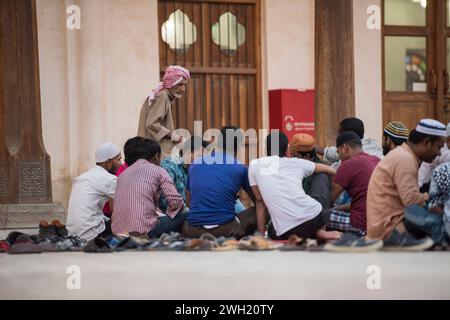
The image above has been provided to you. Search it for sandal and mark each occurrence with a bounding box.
[238,235,277,251]
[184,233,219,251]
[278,235,307,251]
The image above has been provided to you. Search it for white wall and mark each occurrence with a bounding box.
[264,0,315,90]
[37,0,160,207]
[36,0,384,207]
[353,0,383,143]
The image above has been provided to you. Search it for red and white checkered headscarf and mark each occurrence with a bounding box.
[149,65,190,102]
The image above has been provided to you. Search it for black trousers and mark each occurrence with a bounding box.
[268,173,331,240]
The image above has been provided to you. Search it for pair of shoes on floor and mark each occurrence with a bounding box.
[5,231,37,246]
[141,232,186,251]
[38,220,68,242]
[324,230,434,253]
[278,235,320,251]
[9,234,43,254]
[83,236,115,253]
[6,232,42,254]
[324,233,383,253]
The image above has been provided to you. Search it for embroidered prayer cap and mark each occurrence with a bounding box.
[95,143,121,163]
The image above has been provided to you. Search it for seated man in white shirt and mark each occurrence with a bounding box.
[66,143,122,241]
[249,132,342,241]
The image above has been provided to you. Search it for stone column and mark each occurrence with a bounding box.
[0,0,65,230]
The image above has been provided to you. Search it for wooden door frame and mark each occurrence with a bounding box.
[157,0,263,132]
[381,0,450,126]
[436,0,450,121]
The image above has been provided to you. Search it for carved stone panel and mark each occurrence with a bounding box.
[18,161,46,197]
[0,162,8,196]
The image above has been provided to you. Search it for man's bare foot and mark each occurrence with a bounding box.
[315,229,343,241]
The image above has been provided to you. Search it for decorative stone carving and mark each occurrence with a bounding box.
[19,161,46,196]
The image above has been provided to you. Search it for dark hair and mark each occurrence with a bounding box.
[336,131,362,148]
[124,137,146,165]
[266,131,289,157]
[383,132,406,147]
[219,126,244,154]
[408,129,443,145]
[124,137,161,164]
[340,118,365,139]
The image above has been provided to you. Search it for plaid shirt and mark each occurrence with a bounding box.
[323,137,384,163]
[112,159,184,234]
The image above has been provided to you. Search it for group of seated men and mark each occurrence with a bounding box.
[66,117,450,252]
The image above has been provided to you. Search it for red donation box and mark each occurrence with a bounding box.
[269,89,315,141]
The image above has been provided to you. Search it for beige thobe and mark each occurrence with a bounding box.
[137,89,180,157]
[366,143,428,240]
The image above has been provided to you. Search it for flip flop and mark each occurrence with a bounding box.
[278,235,307,251]
[213,239,239,252]
[238,235,278,251]
[184,234,219,251]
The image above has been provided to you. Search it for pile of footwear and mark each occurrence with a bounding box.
[1,226,445,254]
[1,220,83,254]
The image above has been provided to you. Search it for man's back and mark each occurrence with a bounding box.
[249,156,322,236]
[67,166,116,241]
[188,151,250,226]
[112,159,183,234]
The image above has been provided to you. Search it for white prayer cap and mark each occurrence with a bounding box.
[416,119,447,137]
[95,143,121,163]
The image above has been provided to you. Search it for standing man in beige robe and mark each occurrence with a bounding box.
[138,65,190,157]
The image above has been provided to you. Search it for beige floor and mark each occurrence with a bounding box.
[1,250,450,300]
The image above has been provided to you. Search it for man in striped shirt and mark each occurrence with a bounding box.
[112,138,186,239]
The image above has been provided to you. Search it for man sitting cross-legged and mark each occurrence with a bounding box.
[249,131,341,241]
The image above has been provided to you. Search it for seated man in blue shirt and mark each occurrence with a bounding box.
[181,126,256,239]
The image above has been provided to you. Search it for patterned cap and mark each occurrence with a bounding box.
[384,121,409,140]
[416,119,447,137]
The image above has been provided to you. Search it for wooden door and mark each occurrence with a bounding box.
[383,0,450,131]
[436,0,450,124]
[158,0,262,137]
